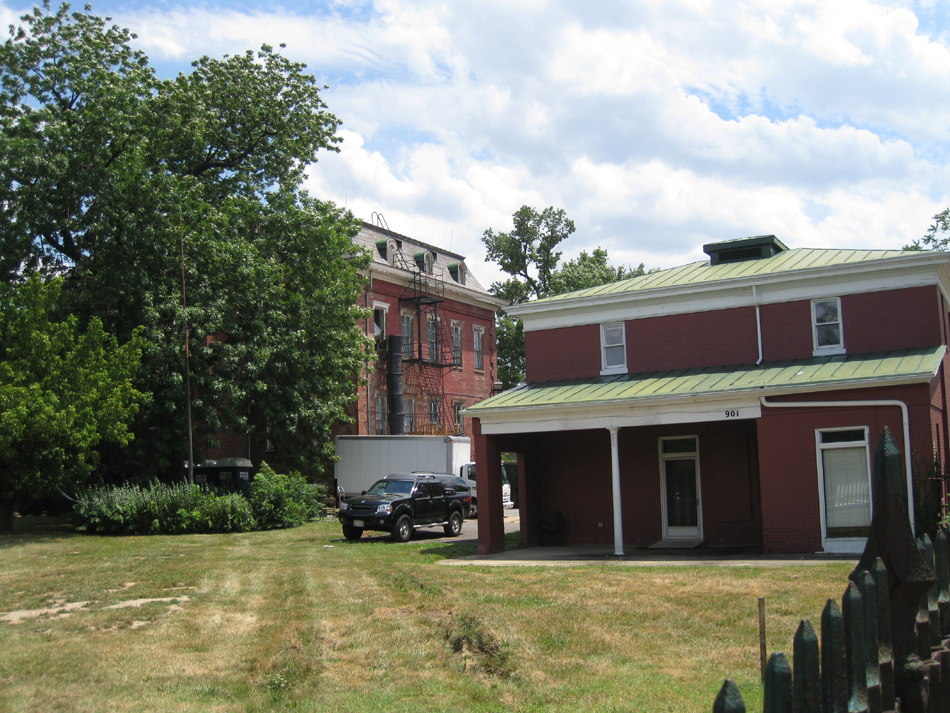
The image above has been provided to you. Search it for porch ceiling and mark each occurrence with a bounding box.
[466,346,946,417]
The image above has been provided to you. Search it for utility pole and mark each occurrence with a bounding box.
[181,219,194,485]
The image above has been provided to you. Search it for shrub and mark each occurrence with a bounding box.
[248,463,325,530]
[74,481,255,535]
[73,464,322,535]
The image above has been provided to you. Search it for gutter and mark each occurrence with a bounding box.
[759,396,915,533]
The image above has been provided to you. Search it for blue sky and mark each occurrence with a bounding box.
[3,0,948,286]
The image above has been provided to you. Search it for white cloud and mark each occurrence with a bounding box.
[4,0,949,282]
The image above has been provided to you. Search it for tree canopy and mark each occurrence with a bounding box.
[904,209,950,251]
[483,206,647,388]
[0,3,371,478]
[0,276,142,531]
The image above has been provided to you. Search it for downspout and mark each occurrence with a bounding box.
[753,285,763,366]
[759,396,915,533]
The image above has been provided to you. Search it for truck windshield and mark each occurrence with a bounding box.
[366,480,414,495]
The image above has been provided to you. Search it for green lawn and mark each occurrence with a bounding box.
[0,517,855,712]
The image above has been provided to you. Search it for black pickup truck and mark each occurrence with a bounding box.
[338,473,470,542]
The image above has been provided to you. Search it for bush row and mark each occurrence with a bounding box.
[73,463,326,535]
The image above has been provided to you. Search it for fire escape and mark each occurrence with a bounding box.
[396,255,456,435]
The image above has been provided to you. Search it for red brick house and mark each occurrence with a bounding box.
[341,222,506,449]
[467,235,950,555]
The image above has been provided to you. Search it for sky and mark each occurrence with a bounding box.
[2,0,949,288]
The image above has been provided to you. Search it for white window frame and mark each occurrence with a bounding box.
[374,395,388,435]
[473,326,485,371]
[401,311,414,359]
[427,315,438,363]
[451,322,463,368]
[812,297,845,356]
[387,239,399,266]
[405,398,415,434]
[816,426,872,554]
[600,322,627,375]
[454,401,465,432]
[429,399,441,425]
[372,301,389,342]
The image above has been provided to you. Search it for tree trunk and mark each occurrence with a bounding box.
[0,497,15,534]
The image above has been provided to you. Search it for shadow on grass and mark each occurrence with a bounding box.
[0,516,81,548]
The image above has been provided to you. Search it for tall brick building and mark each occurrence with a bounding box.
[467,235,950,555]
[340,222,506,450]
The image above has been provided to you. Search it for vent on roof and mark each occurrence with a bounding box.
[703,235,788,266]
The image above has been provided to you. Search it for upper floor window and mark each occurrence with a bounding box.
[401,312,414,359]
[427,316,438,363]
[473,327,484,371]
[601,322,627,375]
[451,323,463,367]
[454,401,465,432]
[812,298,844,355]
[373,303,388,346]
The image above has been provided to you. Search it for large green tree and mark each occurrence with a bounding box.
[0,276,142,531]
[483,207,647,388]
[0,3,370,477]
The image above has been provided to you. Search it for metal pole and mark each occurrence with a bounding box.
[180,219,194,485]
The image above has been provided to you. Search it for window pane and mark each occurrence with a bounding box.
[815,300,838,324]
[662,438,697,454]
[603,324,624,346]
[821,429,865,444]
[816,323,841,347]
[822,446,870,537]
[604,344,625,368]
[665,459,698,527]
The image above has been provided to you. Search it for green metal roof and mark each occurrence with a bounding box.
[537,248,927,303]
[466,346,946,414]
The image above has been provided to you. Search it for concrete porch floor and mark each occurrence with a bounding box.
[442,514,858,568]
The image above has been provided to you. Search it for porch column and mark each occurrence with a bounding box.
[609,427,624,556]
[474,418,505,555]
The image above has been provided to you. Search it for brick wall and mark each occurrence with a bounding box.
[523,285,946,383]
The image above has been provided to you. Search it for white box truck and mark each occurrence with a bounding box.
[334,435,472,500]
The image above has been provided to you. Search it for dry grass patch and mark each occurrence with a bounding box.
[0,516,854,712]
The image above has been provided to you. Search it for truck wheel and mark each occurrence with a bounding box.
[392,515,413,543]
[444,510,463,537]
[342,525,363,541]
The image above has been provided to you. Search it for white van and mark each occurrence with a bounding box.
[460,462,512,514]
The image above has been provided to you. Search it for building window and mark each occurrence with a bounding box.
[452,323,462,367]
[428,316,438,363]
[454,401,465,432]
[405,398,415,433]
[812,298,844,355]
[473,327,484,371]
[601,322,627,375]
[372,302,388,345]
[424,251,434,274]
[402,313,414,359]
[387,239,399,266]
[374,395,388,435]
[429,399,441,425]
[817,428,871,548]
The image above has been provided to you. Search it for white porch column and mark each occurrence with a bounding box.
[609,426,624,556]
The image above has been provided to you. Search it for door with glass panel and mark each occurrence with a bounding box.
[659,437,702,540]
[817,428,871,552]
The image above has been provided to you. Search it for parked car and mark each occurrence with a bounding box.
[403,472,473,519]
[338,473,469,542]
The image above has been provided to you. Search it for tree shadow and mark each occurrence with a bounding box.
[0,516,81,548]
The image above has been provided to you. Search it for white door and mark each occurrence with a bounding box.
[660,437,702,540]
